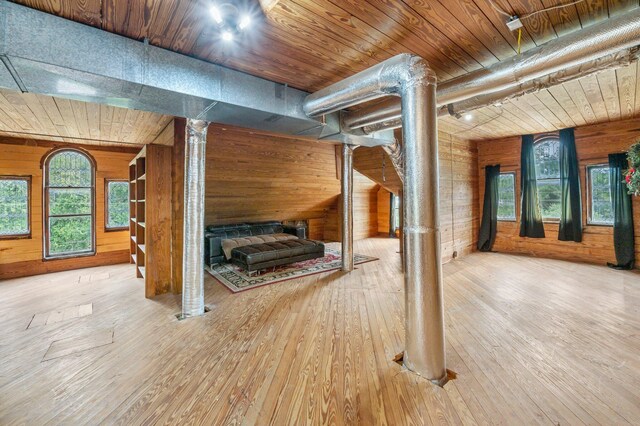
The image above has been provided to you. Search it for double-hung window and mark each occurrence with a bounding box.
[43,149,95,258]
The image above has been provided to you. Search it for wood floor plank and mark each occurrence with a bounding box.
[1,239,639,424]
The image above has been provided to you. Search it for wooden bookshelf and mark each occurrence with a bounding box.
[128,145,172,298]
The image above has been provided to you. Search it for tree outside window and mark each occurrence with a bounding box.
[0,176,30,238]
[533,138,561,221]
[106,180,129,230]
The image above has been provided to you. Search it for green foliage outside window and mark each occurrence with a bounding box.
[0,178,29,236]
[497,173,516,220]
[107,181,129,229]
[534,139,562,220]
[589,166,613,225]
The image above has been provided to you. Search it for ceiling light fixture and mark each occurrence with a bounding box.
[210,2,253,42]
[210,5,223,24]
[239,15,251,30]
[464,113,473,121]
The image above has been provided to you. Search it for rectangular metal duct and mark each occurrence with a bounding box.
[0,1,392,147]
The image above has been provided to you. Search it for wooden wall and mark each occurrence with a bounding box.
[357,133,479,263]
[377,188,391,235]
[204,125,341,226]
[0,138,135,279]
[477,117,640,266]
[323,170,380,242]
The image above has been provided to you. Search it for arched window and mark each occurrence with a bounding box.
[43,148,95,258]
[533,137,561,221]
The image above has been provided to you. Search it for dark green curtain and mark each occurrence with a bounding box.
[520,135,545,238]
[558,128,582,242]
[478,164,500,252]
[607,153,634,270]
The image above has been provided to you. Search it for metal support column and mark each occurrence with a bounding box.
[181,119,209,318]
[401,77,446,384]
[341,144,356,272]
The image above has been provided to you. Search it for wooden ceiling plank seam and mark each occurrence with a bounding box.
[20,93,58,136]
[474,105,532,135]
[485,103,542,134]
[0,108,22,132]
[614,62,637,119]
[86,101,101,140]
[574,0,608,28]
[363,0,484,72]
[0,92,33,132]
[401,0,501,67]
[595,68,622,122]
[546,84,589,126]
[269,2,395,65]
[99,104,114,142]
[537,0,582,36]
[562,79,599,123]
[293,0,412,59]
[509,96,557,129]
[578,74,610,121]
[533,89,578,128]
[435,0,518,60]
[300,0,462,80]
[519,91,569,128]
[147,0,190,48]
[0,90,47,133]
[109,106,127,143]
[471,0,539,50]
[70,100,91,139]
[52,97,81,139]
[324,0,463,79]
[606,0,640,18]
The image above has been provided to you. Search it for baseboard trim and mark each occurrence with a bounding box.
[0,250,130,280]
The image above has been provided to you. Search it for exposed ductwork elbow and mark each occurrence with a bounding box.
[304,54,435,116]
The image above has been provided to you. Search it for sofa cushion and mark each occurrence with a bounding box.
[232,239,324,266]
[221,233,298,259]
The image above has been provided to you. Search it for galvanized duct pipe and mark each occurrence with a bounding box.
[381,139,404,183]
[342,144,356,272]
[361,47,640,135]
[305,54,446,383]
[182,119,209,318]
[343,8,640,131]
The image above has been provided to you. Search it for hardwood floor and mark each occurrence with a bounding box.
[0,238,639,425]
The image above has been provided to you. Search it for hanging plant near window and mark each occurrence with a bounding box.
[625,141,640,196]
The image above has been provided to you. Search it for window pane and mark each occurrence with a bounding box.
[107,181,129,229]
[48,151,92,187]
[0,179,29,235]
[534,140,560,179]
[590,166,613,225]
[534,139,561,220]
[537,179,562,220]
[49,216,92,255]
[49,188,91,215]
[497,174,516,220]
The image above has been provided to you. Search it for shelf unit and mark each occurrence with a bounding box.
[128,144,172,297]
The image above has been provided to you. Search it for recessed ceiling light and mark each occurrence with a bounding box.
[464,113,473,121]
[222,31,234,41]
[210,5,223,24]
[239,15,251,30]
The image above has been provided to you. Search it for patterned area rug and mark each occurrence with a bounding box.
[206,247,378,293]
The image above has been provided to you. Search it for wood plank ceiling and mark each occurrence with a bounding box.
[9,0,640,141]
[0,90,173,146]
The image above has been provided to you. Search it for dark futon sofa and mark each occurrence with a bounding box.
[204,221,325,272]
